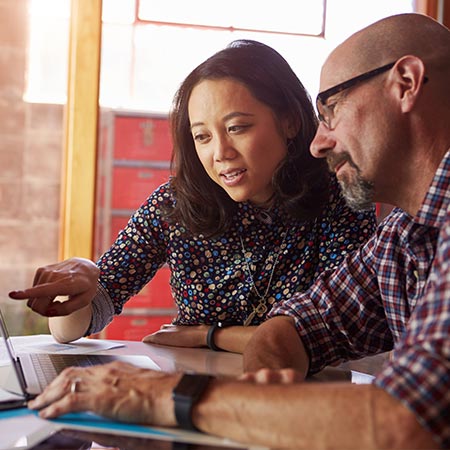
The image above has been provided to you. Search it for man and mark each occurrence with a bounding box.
[26,13,449,449]
[244,11,450,448]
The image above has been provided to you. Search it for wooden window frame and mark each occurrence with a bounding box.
[60,0,102,259]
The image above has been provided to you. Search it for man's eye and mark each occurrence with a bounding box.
[326,102,337,113]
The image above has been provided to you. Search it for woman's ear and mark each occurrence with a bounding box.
[391,55,427,113]
[283,116,301,139]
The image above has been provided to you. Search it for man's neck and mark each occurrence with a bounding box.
[399,146,449,216]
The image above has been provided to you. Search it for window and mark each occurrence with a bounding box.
[25,0,415,111]
[137,0,325,36]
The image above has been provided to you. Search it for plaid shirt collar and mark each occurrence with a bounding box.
[414,148,450,228]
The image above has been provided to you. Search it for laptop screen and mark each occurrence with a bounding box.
[0,308,28,396]
[0,309,18,362]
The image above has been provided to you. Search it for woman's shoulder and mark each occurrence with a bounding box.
[326,175,346,205]
[145,179,176,205]
[321,175,348,215]
[129,180,176,224]
[319,175,377,231]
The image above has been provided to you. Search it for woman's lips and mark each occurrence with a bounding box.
[220,168,247,186]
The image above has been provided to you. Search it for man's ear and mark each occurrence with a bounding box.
[391,55,427,113]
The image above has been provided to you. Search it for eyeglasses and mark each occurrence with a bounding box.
[316,61,396,130]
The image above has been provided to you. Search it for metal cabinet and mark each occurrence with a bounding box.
[95,110,176,340]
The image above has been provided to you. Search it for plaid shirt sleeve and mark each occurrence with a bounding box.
[269,230,394,371]
[375,213,450,449]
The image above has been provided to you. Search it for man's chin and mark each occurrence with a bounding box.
[339,181,374,212]
[344,197,374,212]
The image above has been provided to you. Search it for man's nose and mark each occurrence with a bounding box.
[310,123,334,159]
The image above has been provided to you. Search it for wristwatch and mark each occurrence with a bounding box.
[206,321,229,351]
[172,373,213,431]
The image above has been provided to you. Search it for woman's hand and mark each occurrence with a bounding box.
[8,257,99,317]
[239,368,304,384]
[143,324,210,348]
[28,361,181,425]
[145,324,257,354]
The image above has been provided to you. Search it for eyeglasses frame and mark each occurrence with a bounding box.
[316,58,429,130]
[317,62,397,105]
[316,61,397,129]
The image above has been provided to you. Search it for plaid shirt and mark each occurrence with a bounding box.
[270,150,450,448]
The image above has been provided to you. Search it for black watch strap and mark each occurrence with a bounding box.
[206,321,229,351]
[172,373,213,431]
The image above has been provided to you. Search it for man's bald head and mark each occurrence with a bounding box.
[312,13,450,215]
[321,13,450,91]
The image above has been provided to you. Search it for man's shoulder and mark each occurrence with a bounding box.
[376,207,409,234]
[437,205,450,243]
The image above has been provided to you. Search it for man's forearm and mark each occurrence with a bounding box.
[243,316,309,374]
[212,325,256,353]
[192,380,437,449]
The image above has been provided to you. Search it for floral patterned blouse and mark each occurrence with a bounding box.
[88,177,377,334]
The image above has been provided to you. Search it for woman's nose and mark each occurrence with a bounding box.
[213,136,236,161]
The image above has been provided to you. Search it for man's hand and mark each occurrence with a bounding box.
[28,361,181,426]
[243,316,309,376]
[8,257,100,317]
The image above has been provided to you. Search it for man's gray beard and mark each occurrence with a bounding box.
[339,176,375,212]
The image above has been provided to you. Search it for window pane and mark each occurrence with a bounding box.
[24,0,69,103]
[1,0,68,335]
[102,0,136,24]
[138,0,325,36]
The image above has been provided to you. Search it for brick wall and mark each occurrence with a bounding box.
[0,0,63,334]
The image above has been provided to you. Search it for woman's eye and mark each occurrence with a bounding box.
[193,133,209,143]
[228,124,250,133]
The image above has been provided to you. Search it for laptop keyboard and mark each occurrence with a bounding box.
[30,353,116,391]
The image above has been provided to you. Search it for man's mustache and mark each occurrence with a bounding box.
[326,153,358,173]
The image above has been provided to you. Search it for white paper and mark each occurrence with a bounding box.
[0,388,23,402]
[0,414,55,450]
[11,335,124,355]
[351,370,375,384]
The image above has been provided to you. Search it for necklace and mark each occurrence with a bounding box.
[240,230,289,326]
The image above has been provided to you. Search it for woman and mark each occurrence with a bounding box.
[9,40,376,352]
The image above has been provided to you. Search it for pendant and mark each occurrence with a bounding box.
[243,310,256,327]
[243,301,268,326]
[239,229,290,327]
[254,302,268,315]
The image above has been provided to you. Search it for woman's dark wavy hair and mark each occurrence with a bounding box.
[166,39,329,237]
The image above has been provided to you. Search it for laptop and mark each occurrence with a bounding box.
[0,307,159,407]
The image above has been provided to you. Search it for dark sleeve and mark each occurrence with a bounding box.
[96,183,173,315]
